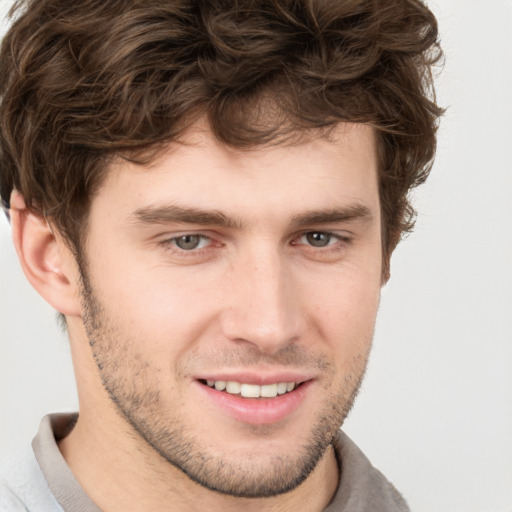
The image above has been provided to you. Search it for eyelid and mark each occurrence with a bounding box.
[156,229,350,257]
[167,231,209,243]
[171,234,212,250]
[293,230,351,246]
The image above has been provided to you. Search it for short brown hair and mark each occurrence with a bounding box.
[0,0,443,278]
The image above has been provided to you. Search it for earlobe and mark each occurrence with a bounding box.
[9,191,82,317]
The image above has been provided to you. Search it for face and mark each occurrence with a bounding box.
[75,123,382,498]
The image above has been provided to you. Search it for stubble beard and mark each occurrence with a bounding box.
[79,270,371,498]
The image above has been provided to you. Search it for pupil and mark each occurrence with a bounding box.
[176,235,201,250]
[306,232,330,247]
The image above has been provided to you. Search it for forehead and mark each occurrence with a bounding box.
[91,122,379,224]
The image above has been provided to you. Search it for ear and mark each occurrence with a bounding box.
[9,191,82,317]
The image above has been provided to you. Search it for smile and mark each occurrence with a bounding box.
[203,380,297,398]
[196,378,311,424]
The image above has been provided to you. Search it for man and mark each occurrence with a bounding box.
[0,0,443,510]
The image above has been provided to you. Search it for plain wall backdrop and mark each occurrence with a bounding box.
[1,1,511,511]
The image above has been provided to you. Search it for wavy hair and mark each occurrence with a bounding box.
[0,0,443,278]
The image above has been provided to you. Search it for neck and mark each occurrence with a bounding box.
[58,408,339,512]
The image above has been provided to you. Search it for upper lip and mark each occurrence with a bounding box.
[194,371,314,386]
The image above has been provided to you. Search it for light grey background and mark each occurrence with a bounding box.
[1,1,511,511]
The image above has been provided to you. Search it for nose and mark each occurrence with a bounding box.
[220,247,305,354]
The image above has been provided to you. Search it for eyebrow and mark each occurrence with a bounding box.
[131,203,373,230]
[131,205,244,230]
[290,204,374,227]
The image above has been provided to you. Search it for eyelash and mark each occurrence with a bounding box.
[160,231,350,256]
[167,234,212,251]
[293,232,349,249]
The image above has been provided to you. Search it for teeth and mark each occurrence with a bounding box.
[206,380,298,398]
[241,383,260,398]
[226,381,241,394]
[277,382,287,395]
[214,381,226,391]
[260,384,278,398]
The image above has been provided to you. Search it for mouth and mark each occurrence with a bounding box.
[199,379,300,398]
[195,377,311,425]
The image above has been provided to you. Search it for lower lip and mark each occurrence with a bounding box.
[194,381,312,425]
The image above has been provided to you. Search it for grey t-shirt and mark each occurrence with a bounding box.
[0,414,409,511]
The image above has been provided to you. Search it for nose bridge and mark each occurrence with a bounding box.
[221,243,304,353]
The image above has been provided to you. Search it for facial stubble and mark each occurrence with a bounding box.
[79,267,371,498]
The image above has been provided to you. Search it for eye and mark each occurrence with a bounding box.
[170,234,211,251]
[300,232,339,248]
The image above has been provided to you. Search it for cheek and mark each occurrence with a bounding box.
[307,270,381,348]
[94,261,224,358]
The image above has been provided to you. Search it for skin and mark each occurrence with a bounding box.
[11,122,383,512]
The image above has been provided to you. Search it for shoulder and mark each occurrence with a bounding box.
[0,444,63,512]
[0,481,28,512]
[325,430,410,512]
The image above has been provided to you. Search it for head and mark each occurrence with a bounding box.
[0,0,443,502]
